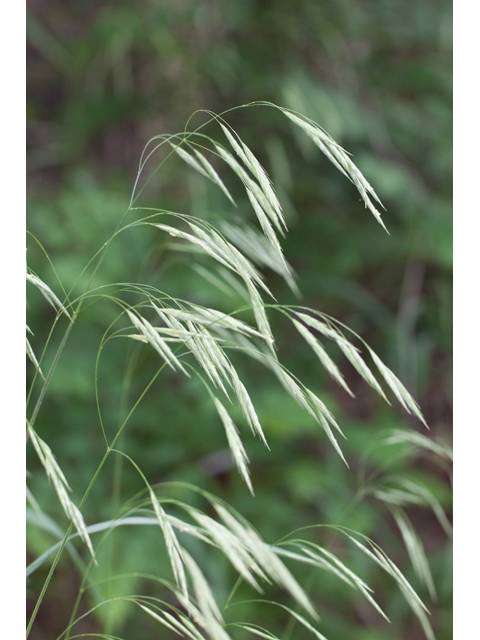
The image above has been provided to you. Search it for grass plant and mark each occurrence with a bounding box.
[26,102,451,640]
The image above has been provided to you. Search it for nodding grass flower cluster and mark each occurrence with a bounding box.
[26,102,449,640]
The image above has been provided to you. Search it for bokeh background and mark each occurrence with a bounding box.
[26,1,452,639]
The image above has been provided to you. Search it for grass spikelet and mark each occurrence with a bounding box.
[214,397,254,494]
[26,329,45,380]
[304,390,345,437]
[265,356,347,461]
[182,552,223,623]
[382,429,452,461]
[162,609,208,640]
[172,142,235,205]
[186,507,266,589]
[303,544,372,592]
[188,304,267,340]
[279,544,356,589]
[196,328,233,385]
[165,514,211,545]
[220,123,250,167]
[368,348,427,425]
[397,478,452,536]
[177,594,232,640]
[173,144,210,178]
[192,148,236,205]
[27,423,95,559]
[192,263,248,299]
[26,272,72,320]
[336,341,389,403]
[239,141,286,231]
[155,304,253,340]
[180,551,232,640]
[294,312,346,342]
[156,220,274,302]
[190,223,274,298]
[214,142,252,186]
[233,625,281,640]
[155,223,233,272]
[139,604,204,639]
[282,542,389,621]
[339,533,435,639]
[230,368,269,448]
[304,392,348,466]
[184,320,231,397]
[269,602,328,640]
[221,221,299,295]
[126,309,190,377]
[281,109,388,232]
[214,142,285,234]
[292,319,353,396]
[245,188,288,270]
[153,303,270,450]
[391,508,437,601]
[343,533,430,618]
[247,178,286,235]
[266,359,317,420]
[214,504,317,620]
[246,282,274,348]
[293,312,389,403]
[149,489,188,598]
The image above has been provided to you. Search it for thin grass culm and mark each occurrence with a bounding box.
[26,102,450,640]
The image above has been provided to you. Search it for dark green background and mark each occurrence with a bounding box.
[27,1,452,638]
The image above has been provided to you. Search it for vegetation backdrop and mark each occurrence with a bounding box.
[26,1,452,639]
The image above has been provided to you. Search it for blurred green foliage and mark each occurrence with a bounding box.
[27,1,452,639]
